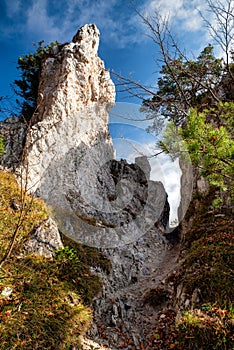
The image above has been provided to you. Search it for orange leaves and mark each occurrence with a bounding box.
[118,341,125,348]
[46,311,54,317]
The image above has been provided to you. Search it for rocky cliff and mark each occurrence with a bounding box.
[0,24,175,349]
[21,24,115,196]
[0,23,170,247]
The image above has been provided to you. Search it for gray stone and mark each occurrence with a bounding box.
[0,24,178,348]
[197,176,209,195]
[24,218,63,258]
[0,116,27,169]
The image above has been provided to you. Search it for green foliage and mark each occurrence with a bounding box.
[219,101,234,134]
[159,104,234,203]
[147,44,223,125]
[158,121,189,160]
[14,40,58,122]
[212,197,223,208]
[0,135,5,156]
[181,107,234,197]
[149,45,233,203]
[56,246,80,264]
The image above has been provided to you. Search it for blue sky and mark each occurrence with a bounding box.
[0,0,220,225]
[0,0,216,112]
[109,102,184,227]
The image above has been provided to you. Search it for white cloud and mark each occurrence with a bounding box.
[20,0,144,48]
[149,154,181,225]
[25,0,61,42]
[61,0,145,48]
[141,0,205,32]
[1,0,230,54]
[4,0,21,18]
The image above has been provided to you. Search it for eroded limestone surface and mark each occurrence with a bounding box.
[0,24,177,349]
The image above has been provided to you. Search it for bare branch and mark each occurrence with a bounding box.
[199,0,234,79]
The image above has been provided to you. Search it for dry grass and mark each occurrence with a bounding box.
[0,170,48,262]
[0,170,105,349]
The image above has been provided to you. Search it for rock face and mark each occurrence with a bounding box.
[0,23,168,251]
[18,24,115,196]
[90,237,179,349]
[0,117,27,169]
[59,157,169,249]
[24,218,63,258]
[0,24,176,349]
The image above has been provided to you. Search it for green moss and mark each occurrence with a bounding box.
[61,234,112,274]
[180,209,234,307]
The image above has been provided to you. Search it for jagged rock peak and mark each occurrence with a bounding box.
[16,24,115,192]
[35,23,115,125]
[0,24,115,172]
[72,24,100,55]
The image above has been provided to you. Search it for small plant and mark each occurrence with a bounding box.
[212,196,223,208]
[56,246,80,264]
[183,310,201,326]
[0,135,5,156]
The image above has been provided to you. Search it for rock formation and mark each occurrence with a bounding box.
[0,24,176,349]
[0,116,27,169]
[1,23,169,248]
[20,24,114,194]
